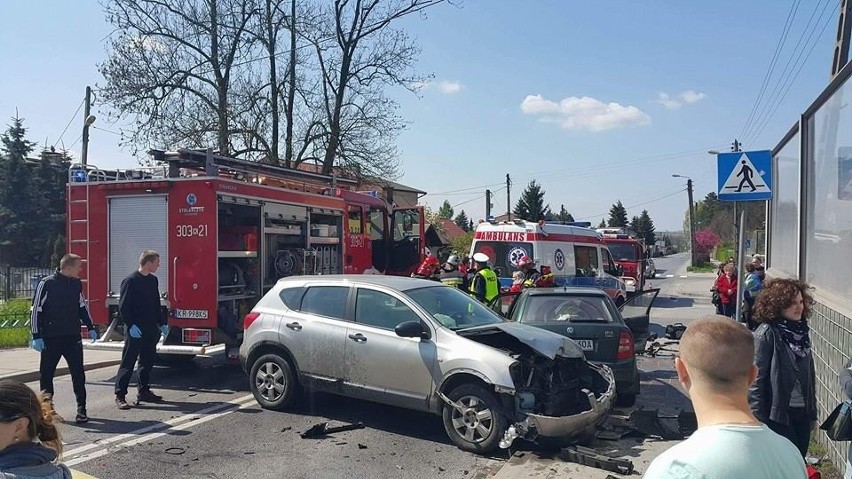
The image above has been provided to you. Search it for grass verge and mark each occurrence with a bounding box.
[0,328,30,349]
[809,438,842,479]
[687,264,717,273]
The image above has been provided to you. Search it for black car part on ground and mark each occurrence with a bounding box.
[561,446,634,475]
[300,421,366,439]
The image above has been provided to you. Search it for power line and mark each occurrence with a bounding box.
[742,0,835,144]
[92,125,122,136]
[573,188,687,221]
[745,1,835,145]
[739,0,802,140]
[52,98,85,149]
[452,186,505,209]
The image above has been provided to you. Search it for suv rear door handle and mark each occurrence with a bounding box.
[348,333,367,343]
[285,322,302,331]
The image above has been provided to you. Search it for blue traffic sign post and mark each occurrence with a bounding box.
[715,150,773,324]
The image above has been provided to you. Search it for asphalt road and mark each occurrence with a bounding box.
[37,253,711,479]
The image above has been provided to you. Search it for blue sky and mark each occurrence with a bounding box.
[0,0,839,230]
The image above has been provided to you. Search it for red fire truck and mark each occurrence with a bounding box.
[597,229,647,295]
[71,148,425,358]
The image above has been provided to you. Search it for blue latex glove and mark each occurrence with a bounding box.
[128,325,142,339]
[31,338,45,352]
[160,325,170,338]
[88,329,99,341]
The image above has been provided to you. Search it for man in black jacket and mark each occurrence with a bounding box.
[114,250,169,409]
[31,254,99,423]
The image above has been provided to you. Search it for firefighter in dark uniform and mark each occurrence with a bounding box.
[30,254,99,423]
[469,253,499,303]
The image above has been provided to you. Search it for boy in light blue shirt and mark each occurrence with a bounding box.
[644,316,806,479]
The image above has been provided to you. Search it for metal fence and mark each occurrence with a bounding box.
[1,265,52,302]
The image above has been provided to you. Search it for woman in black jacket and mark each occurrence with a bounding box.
[748,278,817,458]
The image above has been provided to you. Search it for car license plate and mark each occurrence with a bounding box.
[576,339,595,351]
[174,309,209,319]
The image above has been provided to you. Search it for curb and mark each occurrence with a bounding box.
[0,359,122,384]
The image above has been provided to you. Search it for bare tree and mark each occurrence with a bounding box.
[99,0,258,156]
[307,0,447,178]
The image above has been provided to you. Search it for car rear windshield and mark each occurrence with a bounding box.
[516,295,615,324]
[607,243,637,261]
[406,286,503,330]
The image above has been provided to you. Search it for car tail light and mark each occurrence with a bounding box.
[616,331,635,360]
[244,312,260,330]
[182,328,212,345]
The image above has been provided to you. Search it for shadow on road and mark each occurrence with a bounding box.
[652,296,695,309]
[296,392,454,448]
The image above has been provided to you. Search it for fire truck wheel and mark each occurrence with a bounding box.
[250,354,298,411]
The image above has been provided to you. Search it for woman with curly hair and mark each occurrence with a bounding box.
[748,278,817,458]
[0,380,71,478]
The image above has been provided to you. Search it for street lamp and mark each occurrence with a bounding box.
[81,86,96,165]
[673,174,696,267]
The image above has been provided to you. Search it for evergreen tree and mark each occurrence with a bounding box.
[513,180,551,221]
[0,115,37,265]
[629,215,640,233]
[607,200,628,227]
[468,219,474,231]
[437,200,454,219]
[597,218,607,228]
[557,205,574,223]
[454,210,470,232]
[50,234,66,268]
[638,209,656,245]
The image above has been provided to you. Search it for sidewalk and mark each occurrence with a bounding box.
[0,347,122,383]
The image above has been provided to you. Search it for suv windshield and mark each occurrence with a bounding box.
[406,286,503,330]
[607,243,637,261]
[516,294,615,324]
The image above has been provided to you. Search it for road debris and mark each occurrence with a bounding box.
[560,446,633,475]
[164,447,186,455]
[300,421,365,439]
[357,443,368,449]
[280,426,292,433]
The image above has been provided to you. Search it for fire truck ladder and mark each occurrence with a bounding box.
[67,164,107,304]
[149,148,359,189]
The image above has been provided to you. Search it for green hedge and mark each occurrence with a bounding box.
[0,299,31,348]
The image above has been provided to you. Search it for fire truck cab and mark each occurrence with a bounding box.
[68,148,425,358]
[598,231,647,295]
[470,220,627,305]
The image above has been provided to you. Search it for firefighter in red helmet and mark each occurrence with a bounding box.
[412,254,440,281]
[516,255,541,288]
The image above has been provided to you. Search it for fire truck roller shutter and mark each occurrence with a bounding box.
[109,195,169,296]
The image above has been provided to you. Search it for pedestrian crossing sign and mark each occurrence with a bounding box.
[717,150,773,201]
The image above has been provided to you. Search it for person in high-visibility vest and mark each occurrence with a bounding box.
[469,253,499,303]
[440,255,466,289]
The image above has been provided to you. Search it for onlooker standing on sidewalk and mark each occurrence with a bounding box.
[114,251,169,410]
[0,380,72,478]
[840,358,852,479]
[714,264,737,318]
[644,316,806,478]
[749,278,817,458]
[743,263,764,329]
[30,254,99,424]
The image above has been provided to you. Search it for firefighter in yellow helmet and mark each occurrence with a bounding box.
[469,253,499,302]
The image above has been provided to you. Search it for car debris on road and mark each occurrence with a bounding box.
[299,421,366,439]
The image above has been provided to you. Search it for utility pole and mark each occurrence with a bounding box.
[506,174,512,221]
[833,0,852,78]
[731,139,742,263]
[485,189,492,219]
[81,86,94,165]
[687,178,696,267]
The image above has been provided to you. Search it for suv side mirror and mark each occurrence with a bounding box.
[395,320,429,340]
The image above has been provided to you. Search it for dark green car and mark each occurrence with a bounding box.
[490,287,659,407]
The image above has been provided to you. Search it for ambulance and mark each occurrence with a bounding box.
[470,220,627,305]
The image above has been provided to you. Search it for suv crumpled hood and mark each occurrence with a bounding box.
[456,322,585,359]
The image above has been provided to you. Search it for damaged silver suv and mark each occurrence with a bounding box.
[239,276,614,453]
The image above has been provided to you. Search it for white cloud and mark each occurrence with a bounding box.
[654,90,706,109]
[520,94,651,132]
[680,90,706,104]
[655,92,682,110]
[416,80,464,94]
